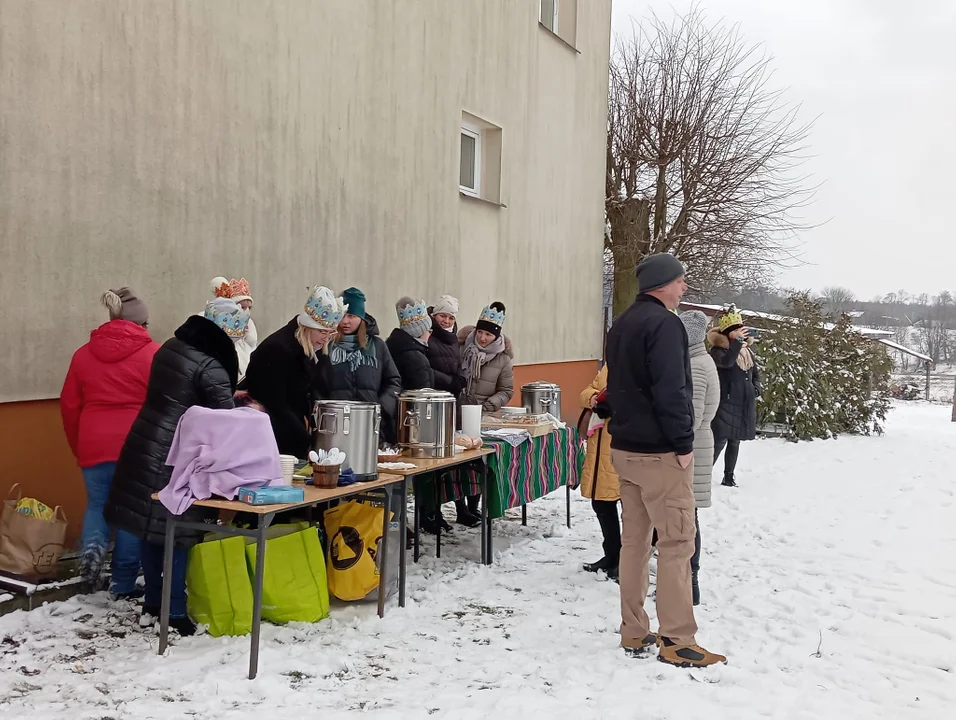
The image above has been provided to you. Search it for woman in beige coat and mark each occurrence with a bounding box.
[681,310,720,606]
[578,365,620,581]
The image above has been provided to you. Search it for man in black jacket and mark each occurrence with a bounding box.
[606,253,725,668]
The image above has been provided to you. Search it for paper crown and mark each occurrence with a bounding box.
[479,305,506,328]
[204,301,250,339]
[718,312,744,332]
[304,286,347,330]
[398,300,429,327]
[212,277,253,303]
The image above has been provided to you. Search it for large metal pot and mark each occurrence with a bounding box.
[312,400,380,481]
[521,381,562,421]
[398,389,456,458]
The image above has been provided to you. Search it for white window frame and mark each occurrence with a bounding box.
[541,0,559,34]
[459,123,482,198]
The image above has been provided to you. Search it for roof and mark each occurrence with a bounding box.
[679,301,894,338]
[876,338,933,364]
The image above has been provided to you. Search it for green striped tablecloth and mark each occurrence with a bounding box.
[434,426,583,519]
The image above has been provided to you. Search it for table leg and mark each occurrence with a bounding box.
[249,514,270,680]
[398,478,407,608]
[480,459,491,566]
[521,503,527,526]
[158,514,176,656]
[413,477,421,564]
[377,486,392,618]
[566,482,572,529]
[434,473,441,560]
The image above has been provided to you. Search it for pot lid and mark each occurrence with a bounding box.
[314,400,380,410]
[521,381,561,392]
[399,388,455,401]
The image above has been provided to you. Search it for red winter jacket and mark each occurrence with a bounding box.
[60,320,160,467]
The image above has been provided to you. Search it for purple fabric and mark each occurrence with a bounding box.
[158,406,282,515]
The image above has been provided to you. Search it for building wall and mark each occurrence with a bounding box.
[0,0,611,402]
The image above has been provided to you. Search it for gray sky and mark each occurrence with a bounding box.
[611,0,955,301]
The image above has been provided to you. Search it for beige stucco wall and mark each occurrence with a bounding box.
[0,0,611,402]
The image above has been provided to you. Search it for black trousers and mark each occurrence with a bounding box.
[713,436,741,478]
[591,499,621,565]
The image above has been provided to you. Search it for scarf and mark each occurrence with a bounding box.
[329,333,378,372]
[736,343,754,371]
[461,331,505,380]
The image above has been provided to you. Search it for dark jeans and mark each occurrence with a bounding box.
[713,436,741,478]
[690,509,701,574]
[80,462,115,555]
[141,541,188,619]
[591,499,621,565]
[110,530,143,596]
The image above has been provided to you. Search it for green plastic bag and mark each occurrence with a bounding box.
[186,535,253,637]
[244,527,330,624]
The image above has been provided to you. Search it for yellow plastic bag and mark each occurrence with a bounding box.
[15,498,55,522]
[323,500,390,602]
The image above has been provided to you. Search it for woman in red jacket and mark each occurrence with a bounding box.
[61,288,159,594]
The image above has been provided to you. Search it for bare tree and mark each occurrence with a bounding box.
[605,7,816,315]
[819,286,856,316]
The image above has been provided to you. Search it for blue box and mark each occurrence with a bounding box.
[236,486,305,506]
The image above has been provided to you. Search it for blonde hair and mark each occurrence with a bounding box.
[101,290,123,320]
[295,324,319,361]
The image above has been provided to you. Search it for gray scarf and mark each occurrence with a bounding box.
[461,331,505,380]
[329,334,378,372]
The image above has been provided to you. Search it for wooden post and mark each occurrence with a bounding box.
[925,361,931,402]
[952,374,956,422]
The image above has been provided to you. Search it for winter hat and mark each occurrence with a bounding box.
[102,287,149,326]
[396,297,431,338]
[431,295,460,319]
[718,311,744,335]
[680,310,709,346]
[211,276,254,305]
[636,253,685,293]
[341,287,367,320]
[476,301,506,339]
[299,286,347,330]
[204,297,250,338]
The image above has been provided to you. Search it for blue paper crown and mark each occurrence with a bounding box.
[205,306,250,338]
[305,294,345,330]
[398,300,429,327]
[479,305,506,327]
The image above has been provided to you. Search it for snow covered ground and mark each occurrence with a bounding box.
[2,403,954,719]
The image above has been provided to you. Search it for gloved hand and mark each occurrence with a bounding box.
[594,401,612,419]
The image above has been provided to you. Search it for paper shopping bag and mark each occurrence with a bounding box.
[0,484,68,580]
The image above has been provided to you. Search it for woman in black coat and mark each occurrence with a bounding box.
[707,311,761,488]
[242,286,345,457]
[325,288,403,444]
[385,297,435,392]
[105,299,248,634]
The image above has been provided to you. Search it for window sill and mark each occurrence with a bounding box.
[460,191,507,209]
[538,23,581,54]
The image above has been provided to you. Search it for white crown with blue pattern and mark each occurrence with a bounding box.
[300,286,347,331]
[479,305,506,328]
[398,300,429,328]
[204,299,251,339]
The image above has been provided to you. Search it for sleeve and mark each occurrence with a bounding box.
[59,354,83,460]
[691,363,706,432]
[711,338,745,369]
[245,346,312,451]
[483,357,515,412]
[432,364,462,395]
[199,360,238,410]
[377,340,403,423]
[752,353,762,396]
[580,366,607,409]
[645,317,695,455]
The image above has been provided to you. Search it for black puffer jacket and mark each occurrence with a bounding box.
[105,316,237,547]
[324,315,402,444]
[708,329,760,442]
[241,318,329,458]
[385,328,434,391]
[425,314,465,397]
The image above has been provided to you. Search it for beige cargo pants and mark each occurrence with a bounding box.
[611,449,698,648]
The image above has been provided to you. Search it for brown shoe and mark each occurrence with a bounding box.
[623,633,661,658]
[658,640,726,668]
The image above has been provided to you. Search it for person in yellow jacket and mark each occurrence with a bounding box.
[579,365,621,581]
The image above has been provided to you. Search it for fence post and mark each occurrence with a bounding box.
[925,361,931,402]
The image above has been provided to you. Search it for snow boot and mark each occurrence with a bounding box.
[623,634,661,658]
[454,499,481,528]
[657,637,726,668]
[170,616,197,637]
[606,564,620,584]
[583,556,612,573]
[140,605,159,629]
[420,511,452,535]
[721,474,737,488]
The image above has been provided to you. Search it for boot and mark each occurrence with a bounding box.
[454,499,481,528]
[721,473,738,488]
[606,564,619,584]
[583,556,612,573]
[467,494,480,516]
[657,637,726,668]
[140,605,159,629]
[623,634,661,658]
[170,616,197,637]
[420,511,447,536]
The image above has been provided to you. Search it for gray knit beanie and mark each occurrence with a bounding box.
[102,287,149,326]
[636,253,685,293]
[396,297,432,339]
[680,310,708,346]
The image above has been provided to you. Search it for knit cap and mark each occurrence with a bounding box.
[299,286,347,330]
[341,287,366,320]
[396,297,431,338]
[204,297,250,338]
[636,253,685,293]
[102,287,149,326]
[680,310,709,346]
[431,295,460,318]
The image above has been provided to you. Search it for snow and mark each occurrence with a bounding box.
[2,403,955,719]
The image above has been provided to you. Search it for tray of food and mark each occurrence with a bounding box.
[481,410,550,427]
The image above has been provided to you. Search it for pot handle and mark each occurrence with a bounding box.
[317,411,338,435]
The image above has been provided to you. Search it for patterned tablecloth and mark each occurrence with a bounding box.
[432,426,583,519]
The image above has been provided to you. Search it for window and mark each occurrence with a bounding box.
[459,124,481,197]
[540,0,558,33]
[459,112,503,205]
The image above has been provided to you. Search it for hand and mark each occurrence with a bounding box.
[589,395,599,409]
[729,327,749,342]
[676,453,693,469]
